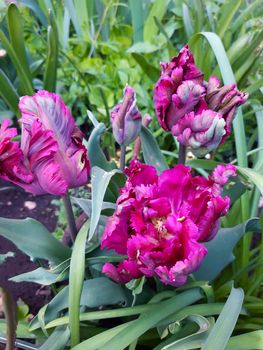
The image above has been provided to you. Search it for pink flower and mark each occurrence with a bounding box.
[0,91,90,195]
[173,110,226,157]
[111,85,142,145]
[153,45,204,132]
[154,47,248,156]
[101,161,235,286]
[205,76,248,142]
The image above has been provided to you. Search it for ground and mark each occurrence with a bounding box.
[0,179,58,315]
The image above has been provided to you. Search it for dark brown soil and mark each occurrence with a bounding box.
[0,179,58,315]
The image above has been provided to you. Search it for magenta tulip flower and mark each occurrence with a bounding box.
[101,160,236,286]
[0,91,90,195]
[153,45,204,132]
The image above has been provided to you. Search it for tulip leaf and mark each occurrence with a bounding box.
[89,167,122,240]
[140,125,168,174]
[226,331,263,350]
[7,3,33,89]
[0,31,33,95]
[195,218,260,281]
[143,0,169,42]
[9,267,67,286]
[69,220,90,347]
[43,11,58,92]
[29,277,128,331]
[203,287,244,350]
[39,326,70,350]
[87,122,116,171]
[237,166,263,195]
[72,197,116,216]
[0,69,19,115]
[129,0,143,42]
[0,217,71,264]
[71,288,203,350]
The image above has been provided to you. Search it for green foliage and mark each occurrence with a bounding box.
[0,1,262,349]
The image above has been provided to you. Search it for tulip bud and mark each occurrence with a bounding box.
[206,76,248,141]
[111,85,142,146]
[173,110,226,157]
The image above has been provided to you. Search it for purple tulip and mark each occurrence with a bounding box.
[153,45,204,132]
[205,76,249,142]
[111,85,142,145]
[0,91,90,195]
[173,110,226,157]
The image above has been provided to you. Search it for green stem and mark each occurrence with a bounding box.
[0,288,17,350]
[120,145,126,171]
[63,192,77,242]
[178,144,186,164]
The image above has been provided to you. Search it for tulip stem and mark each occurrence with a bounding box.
[120,145,126,171]
[178,144,186,165]
[0,287,17,350]
[63,192,78,242]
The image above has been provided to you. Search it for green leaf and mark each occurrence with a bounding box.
[140,125,168,174]
[102,289,203,350]
[0,31,33,95]
[9,267,66,285]
[20,0,47,26]
[89,167,121,240]
[0,69,19,114]
[72,197,115,216]
[226,331,263,349]
[69,220,90,347]
[237,166,263,195]
[127,42,160,54]
[43,11,58,92]
[195,219,260,281]
[202,287,244,350]
[71,289,203,350]
[159,315,214,350]
[39,326,70,350]
[182,3,194,38]
[0,252,14,264]
[131,53,160,82]
[129,0,143,42]
[7,3,32,83]
[87,122,116,171]
[216,0,242,38]
[143,0,169,42]
[65,0,82,38]
[0,217,71,264]
[30,277,128,331]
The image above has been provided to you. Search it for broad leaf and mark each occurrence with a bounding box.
[140,126,168,174]
[9,267,67,285]
[89,167,121,240]
[0,217,71,264]
[86,122,116,171]
[29,277,128,331]
[195,219,260,281]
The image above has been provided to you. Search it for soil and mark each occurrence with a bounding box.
[0,179,58,315]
